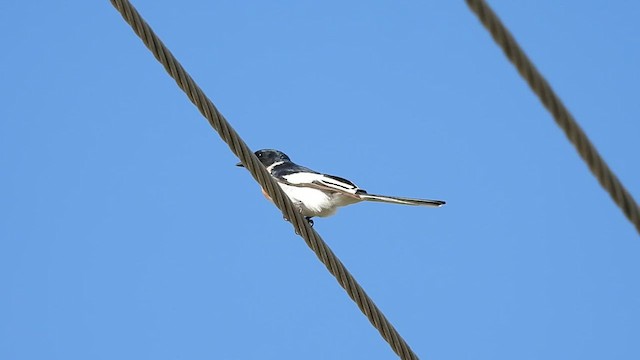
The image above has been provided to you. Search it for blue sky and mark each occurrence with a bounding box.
[2,1,639,359]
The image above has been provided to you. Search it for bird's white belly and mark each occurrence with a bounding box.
[278,183,360,217]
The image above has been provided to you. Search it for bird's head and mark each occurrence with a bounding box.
[236,149,291,168]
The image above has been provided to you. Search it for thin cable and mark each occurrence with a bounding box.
[465,0,640,235]
[109,1,420,358]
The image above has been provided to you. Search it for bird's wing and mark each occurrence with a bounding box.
[278,172,363,199]
[277,171,446,206]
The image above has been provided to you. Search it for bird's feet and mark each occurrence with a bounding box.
[282,215,314,227]
[283,216,315,235]
[305,217,314,227]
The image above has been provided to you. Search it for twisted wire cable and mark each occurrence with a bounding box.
[110,0,420,358]
[466,0,640,235]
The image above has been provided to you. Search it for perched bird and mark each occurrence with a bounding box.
[237,149,445,225]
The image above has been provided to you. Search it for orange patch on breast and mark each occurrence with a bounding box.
[261,187,273,202]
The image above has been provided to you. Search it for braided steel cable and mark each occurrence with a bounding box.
[466,0,640,235]
[109,0,420,358]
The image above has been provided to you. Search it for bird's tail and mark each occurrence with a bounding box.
[358,193,445,207]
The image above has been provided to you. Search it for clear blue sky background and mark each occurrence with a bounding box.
[2,1,639,359]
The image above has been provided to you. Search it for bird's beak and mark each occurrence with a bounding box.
[236,161,244,167]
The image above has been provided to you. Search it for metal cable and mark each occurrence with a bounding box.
[465,0,640,235]
[109,0,420,358]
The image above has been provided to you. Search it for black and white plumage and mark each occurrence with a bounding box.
[237,149,445,220]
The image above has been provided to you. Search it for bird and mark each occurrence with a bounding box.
[237,149,445,225]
